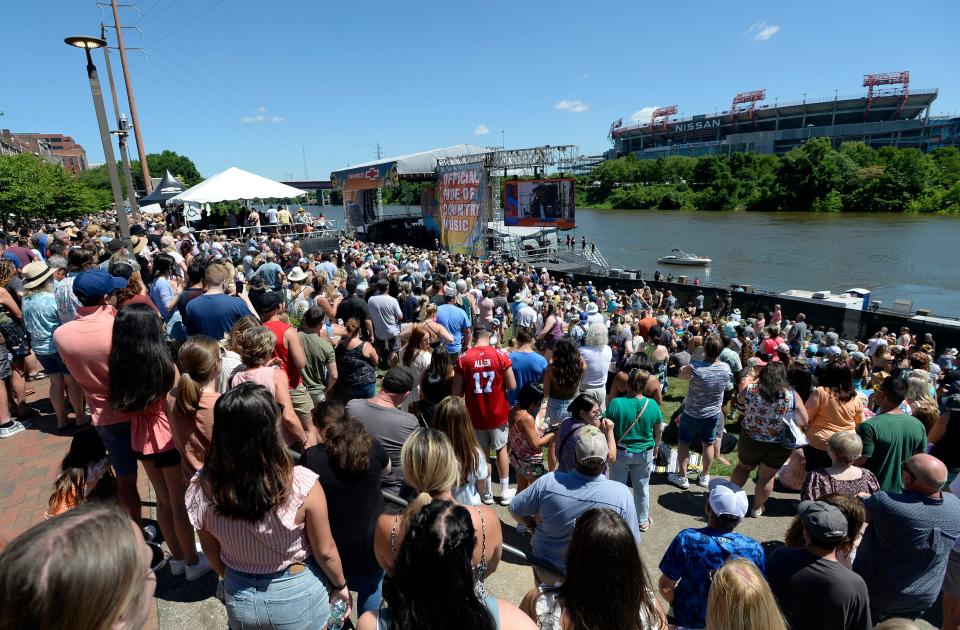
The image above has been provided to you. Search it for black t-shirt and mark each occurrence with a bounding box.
[766,547,872,630]
[336,295,371,336]
[300,441,389,581]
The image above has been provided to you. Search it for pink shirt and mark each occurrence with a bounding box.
[186,466,318,573]
[230,365,277,394]
[53,306,132,427]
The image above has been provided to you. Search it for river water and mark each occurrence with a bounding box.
[306,204,960,317]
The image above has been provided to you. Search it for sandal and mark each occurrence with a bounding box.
[639,518,653,532]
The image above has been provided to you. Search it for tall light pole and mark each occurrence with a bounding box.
[110,0,152,192]
[64,35,131,243]
[100,24,140,221]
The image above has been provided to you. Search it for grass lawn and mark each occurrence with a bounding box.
[660,378,739,478]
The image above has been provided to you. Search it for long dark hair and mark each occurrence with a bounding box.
[756,361,789,403]
[150,252,176,285]
[314,401,372,474]
[819,362,857,403]
[550,337,584,391]
[385,500,496,630]
[108,303,175,412]
[560,508,657,630]
[202,383,293,521]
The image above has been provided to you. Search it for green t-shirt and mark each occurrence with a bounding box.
[605,396,663,454]
[857,412,927,493]
[298,331,336,401]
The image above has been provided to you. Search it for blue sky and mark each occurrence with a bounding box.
[5,1,958,181]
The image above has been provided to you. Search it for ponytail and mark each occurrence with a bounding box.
[628,368,652,394]
[175,373,202,417]
[405,491,435,521]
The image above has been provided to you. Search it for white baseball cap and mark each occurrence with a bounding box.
[708,479,748,520]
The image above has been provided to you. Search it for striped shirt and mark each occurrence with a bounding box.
[186,466,318,574]
[682,360,732,420]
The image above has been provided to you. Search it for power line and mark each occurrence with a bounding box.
[153,0,228,41]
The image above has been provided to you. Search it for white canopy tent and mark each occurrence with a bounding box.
[170,166,307,204]
[139,203,163,215]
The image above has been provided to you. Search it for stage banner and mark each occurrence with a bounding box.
[421,185,441,237]
[437,161,486,256]
[503,178,575,228]
[331,161,399,191]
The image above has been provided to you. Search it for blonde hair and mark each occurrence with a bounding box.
[176,335,221,416]
[827,431,863,465]
[706,557,786,630]
[237,326,276,367]
[400,428,460,519]
[421,302,438,322]
[226,315,260,352]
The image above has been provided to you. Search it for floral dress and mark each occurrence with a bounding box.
[740,383,793,443]
[508,408,547,480]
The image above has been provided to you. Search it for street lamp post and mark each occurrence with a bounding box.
[64,35,131,244]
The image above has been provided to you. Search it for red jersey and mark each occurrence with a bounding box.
[264,320,302,389]
[458,345,512,430]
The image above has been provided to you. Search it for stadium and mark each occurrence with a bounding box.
[609,71,960,159]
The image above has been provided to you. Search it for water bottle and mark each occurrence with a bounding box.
[328,598,348,630]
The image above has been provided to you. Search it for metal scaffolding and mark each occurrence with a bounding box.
[435,145,580,171]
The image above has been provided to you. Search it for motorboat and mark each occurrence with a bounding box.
[657,249,711,266]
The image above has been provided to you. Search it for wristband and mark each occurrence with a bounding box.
[331,582,348,591]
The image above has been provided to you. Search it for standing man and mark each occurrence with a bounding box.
[454,323,516,505]
[336,278,374,341]
[670,335,731,490]
[367,278,403,369]
[767,501,872,630]
[658,479,764,630]
[856,375,927,492]
[184,263,252,340]
[436,283,470,357]
[54,271,142,525]
[277,205,292,233]
[346,367,419,498]
[253,251,285,291]
[788,313,808,357]
[506,327,547,407]
[854,454,960,623]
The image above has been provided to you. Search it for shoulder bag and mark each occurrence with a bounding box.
[781,389,808,449]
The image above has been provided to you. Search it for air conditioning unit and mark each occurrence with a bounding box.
[812,291,832,299]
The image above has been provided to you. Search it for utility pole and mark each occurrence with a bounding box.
[110,0,152,192]
[101,23,140,221]
[301,146,308,179]
[376,143,382,159]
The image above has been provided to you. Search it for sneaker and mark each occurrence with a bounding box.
[169,558,185,576]
[0,420,29,439]
[142,524,158,542]
[696,474,711,488]
[667,473,690,490]
[184,553,213,581]
[750,506,765,519]
[480,493,495,505]
[497,488,516,506]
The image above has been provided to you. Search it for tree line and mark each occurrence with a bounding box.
[579,139,960,213]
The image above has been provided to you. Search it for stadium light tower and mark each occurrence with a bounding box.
[863,71,910,120]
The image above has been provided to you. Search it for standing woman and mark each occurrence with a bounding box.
[312,272,341,322]
[730,361,808,518]
[167,334,221,480]
[577,324,612,413]
[109,303,211,580]
[537,302,563,361]
[803,362,864,470]
[187,383,351,629]
[606,369,664,532]
[21,261,84,430]
[508,383,554,494]
[544,337,585,428]
[301,402,390,617]
[334,317,379,403]
[0,259,33,420]
[432,396,489,506]
[148,252,184,343]
[398,326,432,413]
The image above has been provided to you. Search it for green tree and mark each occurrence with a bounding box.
[930,147,960,187]
[131,150,202,190]
[775,138,856,210]
[0,153,98,218]
[839,142,880,168]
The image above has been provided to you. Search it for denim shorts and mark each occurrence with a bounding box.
[95,422,139,477]
[36,352,70,375]
[677,411,721,445]
[224,559,331,630]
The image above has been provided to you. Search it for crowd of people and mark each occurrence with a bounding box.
[0,210,959,630]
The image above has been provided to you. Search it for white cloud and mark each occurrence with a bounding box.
[631,106,659,122]
[473,124,490,136]
[241,115,265,124]
[271,116,285,123]
[580,73,590,80]
[555,99,589,114]
[256,105,268,113]
[746,20,780,41]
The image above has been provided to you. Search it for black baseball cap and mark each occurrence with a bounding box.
[382,367,414,394]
